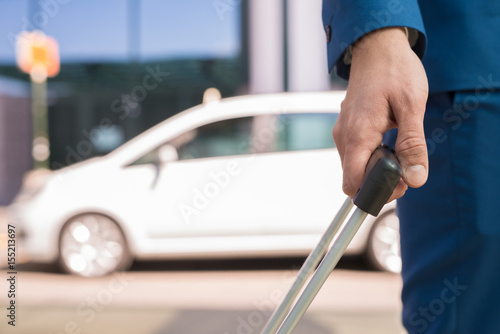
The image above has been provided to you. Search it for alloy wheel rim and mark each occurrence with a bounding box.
[60,215,126,277]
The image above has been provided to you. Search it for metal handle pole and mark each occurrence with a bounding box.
[275,208,369,334]
[261,145,401,334]
[261,197,353,334]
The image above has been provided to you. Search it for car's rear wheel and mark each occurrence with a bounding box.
[365,211,401,273]
[59,214,131,277]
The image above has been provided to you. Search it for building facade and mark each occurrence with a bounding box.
[0,0,341,203]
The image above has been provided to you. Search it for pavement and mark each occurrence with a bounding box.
[0,194,406,334]
[0,260,406,334]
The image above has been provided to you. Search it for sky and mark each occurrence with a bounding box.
[0,0,241,64]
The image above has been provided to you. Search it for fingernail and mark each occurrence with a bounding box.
[404,165,427,187]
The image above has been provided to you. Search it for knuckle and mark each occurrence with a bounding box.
[340,98,350,110]
[401,86,428,110]
[389,85,428,117]
[396,132,428,159]
[342,180,355,197]
[332,123,341,142]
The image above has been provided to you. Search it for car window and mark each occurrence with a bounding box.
[128,116,253,165]
[129,148,159,166]
[175,116,254,160]
[128,113,336,166]
[255,113,338,153]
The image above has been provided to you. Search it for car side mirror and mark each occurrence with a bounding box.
[157,144,178,164]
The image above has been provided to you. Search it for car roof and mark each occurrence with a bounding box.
[108,91,345,165]
[195,90,345,115]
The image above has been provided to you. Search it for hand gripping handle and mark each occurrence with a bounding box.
[353,145,402,216]
[261,145,401,334]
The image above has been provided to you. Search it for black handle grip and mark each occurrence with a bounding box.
[353,145,402,216]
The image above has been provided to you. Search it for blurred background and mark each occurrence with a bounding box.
[0,0,404,333]
[0,0,346,199]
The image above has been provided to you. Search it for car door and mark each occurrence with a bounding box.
[244,112,345,236]
[134,116,268,239]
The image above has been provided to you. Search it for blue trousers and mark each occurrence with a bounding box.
[384,91,500,334]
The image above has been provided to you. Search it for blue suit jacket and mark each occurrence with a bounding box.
[323,0,500,93]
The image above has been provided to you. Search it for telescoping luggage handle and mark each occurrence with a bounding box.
[261,145,402,334]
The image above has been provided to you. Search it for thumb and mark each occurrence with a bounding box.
[395,115,428,188]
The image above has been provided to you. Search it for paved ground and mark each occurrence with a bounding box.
[0,258,406,334]
[0,204,405,334]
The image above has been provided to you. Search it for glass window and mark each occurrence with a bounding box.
[174,116,253,160]
[0,0,29,65]
[43,0,129,63]
[129,147,159,166]
[139,0,241,61]
[263,113,338,152]
[128,116,253,165]
[0,1,246,169]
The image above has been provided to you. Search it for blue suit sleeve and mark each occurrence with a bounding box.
[322,0,427,79]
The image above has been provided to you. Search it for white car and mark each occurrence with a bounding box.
[9,91,401,277]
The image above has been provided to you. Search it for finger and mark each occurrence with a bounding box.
[392,101,429,188]
[395,124,428,188]
[341,143,378,198]
[332,121,345,166]
[387,178,408,203]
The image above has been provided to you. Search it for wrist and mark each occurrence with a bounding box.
[344,27,411,65]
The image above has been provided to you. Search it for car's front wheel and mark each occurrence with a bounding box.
[365,211,401,274]
[58,214,132,277]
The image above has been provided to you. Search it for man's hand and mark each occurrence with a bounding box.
[333,27,429,202]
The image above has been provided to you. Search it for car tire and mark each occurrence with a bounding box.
[365,210,402,274]
[58,213,132,277]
